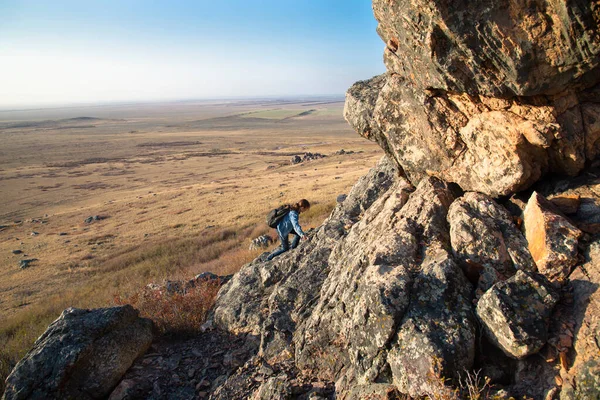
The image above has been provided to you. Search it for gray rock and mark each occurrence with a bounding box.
[2,305,153,400]
[336,194,347,203]
[559,238,600,399]
[213,156,399,341]
[84,215,102,224]
[18,259,37,269]
[252,376,293,400]
[12,250,22,255]
[290,153,326,165]
[387,248,475,398]
[373,0,600,97]
[448,192,536,295]
[476,270,559,359]
[249,235,274,251]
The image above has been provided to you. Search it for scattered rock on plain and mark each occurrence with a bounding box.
[249,235,274,251]
[19,259,37,269]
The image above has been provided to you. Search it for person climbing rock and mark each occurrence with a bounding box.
[266,199,310,261]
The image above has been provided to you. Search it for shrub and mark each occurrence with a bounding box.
[114,280,221,335]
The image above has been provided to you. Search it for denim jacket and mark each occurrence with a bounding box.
[277,209,305,238]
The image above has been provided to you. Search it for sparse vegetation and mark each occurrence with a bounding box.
[0,199,339,392]
[0,99,381,391]
[114,281,221,335]
[457,369,493,400]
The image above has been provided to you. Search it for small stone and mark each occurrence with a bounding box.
[12,250,22,255]
[259,364,274,376]
[30,232,39,236]
[19,259,37,269]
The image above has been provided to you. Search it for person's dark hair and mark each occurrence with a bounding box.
[291,199,310,211]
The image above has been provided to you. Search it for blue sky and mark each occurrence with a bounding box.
[0,0,384,108]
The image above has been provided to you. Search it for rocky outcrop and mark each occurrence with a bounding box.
[295,177,476,399]
[2,306,152,400]
[209,0,600,393]
[373,0,599,97]
[345,0,600,197]
[4,2,599,400]
[207,151,600,399]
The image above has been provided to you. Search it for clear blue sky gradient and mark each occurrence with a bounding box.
[0,0,385,107]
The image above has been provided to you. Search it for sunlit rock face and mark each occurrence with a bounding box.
[345,0,600,197]
[210,1,600,399]
[373,0,600,98]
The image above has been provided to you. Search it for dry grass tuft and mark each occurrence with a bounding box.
[114,281,221,335]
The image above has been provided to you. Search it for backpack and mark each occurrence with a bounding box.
[266,205,290,228]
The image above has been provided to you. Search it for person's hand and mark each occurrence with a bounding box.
[301,235,309,241]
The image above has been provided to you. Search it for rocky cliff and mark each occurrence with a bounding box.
[209,1,600,398]
[3,1,600,399]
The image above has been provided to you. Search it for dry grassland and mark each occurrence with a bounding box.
[0,98,382,384]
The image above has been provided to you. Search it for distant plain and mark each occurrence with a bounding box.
[0,98,381,368]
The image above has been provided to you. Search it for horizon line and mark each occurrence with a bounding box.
[0,94,347,113]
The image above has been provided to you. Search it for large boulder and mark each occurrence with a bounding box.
[386,247,475,398]
[2,306,153,400]
[215,169,477,399]
[372,0,600,97]
[344,0,600,197]
[476,270,559,359]
[295,177,460,395]
[346,75,600,197]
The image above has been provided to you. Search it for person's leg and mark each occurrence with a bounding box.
[290,232,300,249]
[267,232,290,260]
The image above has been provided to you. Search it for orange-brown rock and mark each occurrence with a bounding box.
[524,192,582,281]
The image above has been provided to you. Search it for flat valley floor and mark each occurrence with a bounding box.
[0,98,382,322]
